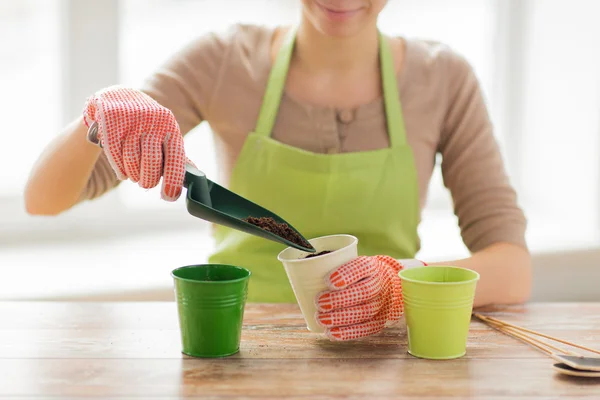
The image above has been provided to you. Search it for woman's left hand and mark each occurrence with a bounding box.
[315,256,425,341]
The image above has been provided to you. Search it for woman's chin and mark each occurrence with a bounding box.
[312,18,368,38]
[301,3,372,38]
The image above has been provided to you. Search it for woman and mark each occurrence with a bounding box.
[25,1,531,341]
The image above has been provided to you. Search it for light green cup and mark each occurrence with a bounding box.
[399,266,480,360]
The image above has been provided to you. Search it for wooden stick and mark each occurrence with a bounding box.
[483,318,581,357]
[478,314,570,355]
[484,319,555,354]
[473,313,600,356]
[481,318,554,356]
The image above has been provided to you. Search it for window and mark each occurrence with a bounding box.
[0,0,61,195]
[518,0,600,249]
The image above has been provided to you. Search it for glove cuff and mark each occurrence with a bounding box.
[397,259,427,269]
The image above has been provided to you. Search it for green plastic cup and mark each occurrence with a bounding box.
[172,264,250,358]
[399,266,479,360]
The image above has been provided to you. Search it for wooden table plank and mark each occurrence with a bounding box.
[7,398,597,400]
[0,359,599,398]
[1,302,600,330]
[0,302,599,398]
[0,303,598,360]
[2,325,600,360]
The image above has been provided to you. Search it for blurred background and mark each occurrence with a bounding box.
[2,0,600,301]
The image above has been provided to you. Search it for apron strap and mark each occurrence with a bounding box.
[254,28,408,149]
[379,32,407,148]
[254,27,296,137]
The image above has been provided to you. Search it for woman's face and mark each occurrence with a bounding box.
[301,0,387,37]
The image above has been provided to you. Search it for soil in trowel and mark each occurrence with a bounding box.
[304,251,332,259]
[243,216,311,248]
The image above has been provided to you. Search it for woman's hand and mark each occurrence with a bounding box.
[83,85,189,201]
[315,256,425,341]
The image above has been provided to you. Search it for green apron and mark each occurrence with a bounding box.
[208,29,420,303]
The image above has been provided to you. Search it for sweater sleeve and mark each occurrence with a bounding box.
[77,25,239,202]
[438,50,528,252]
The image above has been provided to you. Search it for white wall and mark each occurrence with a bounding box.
[531,249,600,302]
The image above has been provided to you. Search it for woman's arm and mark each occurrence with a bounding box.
[24,117,104,215]
[428,242,532,307]
[434,47,530,306]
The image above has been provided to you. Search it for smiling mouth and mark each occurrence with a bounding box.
[317,2,362,19]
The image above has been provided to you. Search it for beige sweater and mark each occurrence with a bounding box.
[81,24,527,252]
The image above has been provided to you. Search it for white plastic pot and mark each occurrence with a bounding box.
[277,234,358,332]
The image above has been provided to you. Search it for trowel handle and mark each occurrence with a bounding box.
[87,121,102,147]
[184,163,213,207]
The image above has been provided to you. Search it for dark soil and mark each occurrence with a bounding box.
[304,250,332,259]
[243,216,311,248]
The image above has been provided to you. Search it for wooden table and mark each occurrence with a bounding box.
[0,302,599,399]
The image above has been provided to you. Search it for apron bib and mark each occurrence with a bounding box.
[209,29,420,302]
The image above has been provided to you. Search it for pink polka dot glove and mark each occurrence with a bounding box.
[315,256,426,341]
[83,85,190,201]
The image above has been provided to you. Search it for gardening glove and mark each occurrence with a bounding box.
[83,85,190,201]
[315,256,426,341]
